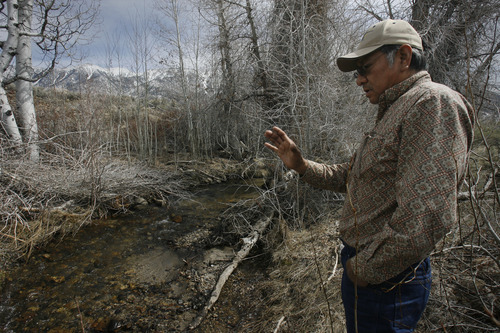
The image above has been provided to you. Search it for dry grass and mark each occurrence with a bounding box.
[417,198,500,332]
[261,217,346,333]
[0,145,188,268]
[217,181,347,332]
[219,173,499,332]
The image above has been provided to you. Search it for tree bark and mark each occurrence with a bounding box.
[17,0,39,162]
[0,0,23,144]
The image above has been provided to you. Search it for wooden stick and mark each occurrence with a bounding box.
[0,232,27,243]
[273,316,286,333]
[189,212,274,330]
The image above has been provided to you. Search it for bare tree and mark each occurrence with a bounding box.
[245,0,268,94]
[16,0,38,161]
[210,0,243,158]
[156,0,199,157]
[0,0,23,145]
[127,3,158,163]
[0,0,99,161]
[176,0,251,158]
[267,0,337,153]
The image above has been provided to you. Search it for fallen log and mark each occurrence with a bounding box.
[189,211,275,330]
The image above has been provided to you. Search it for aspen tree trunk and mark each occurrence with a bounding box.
[0,0,22,144]
[17,0,39,162]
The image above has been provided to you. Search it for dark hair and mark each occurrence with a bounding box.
[379,44,427,71]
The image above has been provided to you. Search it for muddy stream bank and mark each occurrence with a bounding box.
[0,179,270,332]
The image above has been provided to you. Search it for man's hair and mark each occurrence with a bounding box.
[380,44,427,71]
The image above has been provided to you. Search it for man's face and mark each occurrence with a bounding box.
[355,50,401,104]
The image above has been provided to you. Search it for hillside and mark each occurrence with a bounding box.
[33,64,207,98]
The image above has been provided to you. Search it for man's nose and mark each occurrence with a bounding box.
[356,74,366,86]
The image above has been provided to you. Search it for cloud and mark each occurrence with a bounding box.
[81,0,157,68]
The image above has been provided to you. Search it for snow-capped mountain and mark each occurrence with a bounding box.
[34,64,182,98]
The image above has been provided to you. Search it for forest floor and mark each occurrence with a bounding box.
[1,154,498,332]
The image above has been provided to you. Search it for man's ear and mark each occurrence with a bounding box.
[397,44,413,70]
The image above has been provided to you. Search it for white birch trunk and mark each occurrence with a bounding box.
[0,89,22,143]
[17,0,39,162]
[0,0,22,144]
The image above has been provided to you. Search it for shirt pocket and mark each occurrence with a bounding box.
[357,131,399,176]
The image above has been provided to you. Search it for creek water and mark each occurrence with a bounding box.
[0,179,265,332]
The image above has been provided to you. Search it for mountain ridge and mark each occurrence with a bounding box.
[33,64,181,98]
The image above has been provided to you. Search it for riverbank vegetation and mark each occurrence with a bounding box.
[1,0,499,332]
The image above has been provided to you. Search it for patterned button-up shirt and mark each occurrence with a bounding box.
[302,71,475,284]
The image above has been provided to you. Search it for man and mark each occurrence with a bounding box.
[264,19,474,332]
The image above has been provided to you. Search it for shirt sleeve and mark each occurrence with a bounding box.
[355,89,473,284]
[300,159,350,193]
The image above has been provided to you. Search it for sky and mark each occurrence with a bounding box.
[32,0,161,70]
[82,0,158,68]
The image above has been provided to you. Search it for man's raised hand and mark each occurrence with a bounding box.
[264,126,308,175]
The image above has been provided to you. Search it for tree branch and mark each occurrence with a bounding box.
[189,211,274,330]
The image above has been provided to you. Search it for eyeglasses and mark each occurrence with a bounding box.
[353,52,385,79]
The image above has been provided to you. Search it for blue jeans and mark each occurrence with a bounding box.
[341,242,431,333]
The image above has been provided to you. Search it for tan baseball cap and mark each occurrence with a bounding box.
[337,19,423,72]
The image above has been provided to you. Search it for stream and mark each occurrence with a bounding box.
[0,179,267,332]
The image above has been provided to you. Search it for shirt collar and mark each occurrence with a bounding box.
[377,71,431,121]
